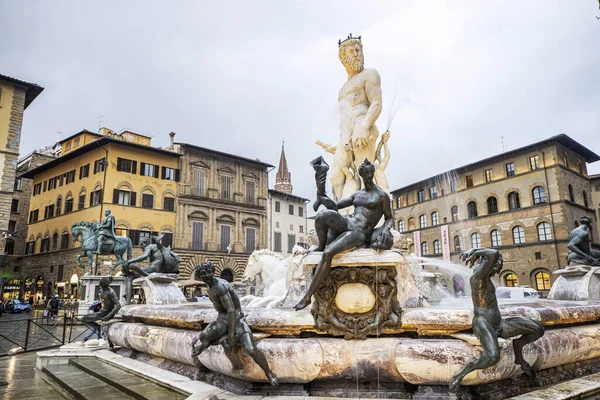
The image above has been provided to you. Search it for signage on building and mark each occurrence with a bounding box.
[441,225,451,262]
[413,231,421,257]
[4,285,20,291]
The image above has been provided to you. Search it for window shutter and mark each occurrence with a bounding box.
[79,166,83,179]
[94,160,98,174]
[140,162,146,175]
[89,193,93,207]
[116,158,122,172]
[175,169,180,182]
[113,189,119,204]
[132,161,137,174]
[161,166,166,179]
[154,165,159,178]
[130,191,136,206]
[99,189,103,203]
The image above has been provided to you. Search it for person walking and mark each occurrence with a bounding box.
[83,301,102,341]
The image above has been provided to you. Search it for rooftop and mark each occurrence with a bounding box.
[590,174,600,180]
[0,73,44,109]
[177,142,274,168]
[268,189,310,202]
[391,134,600,194]
[58,129,101,144]
[21,136,180,179]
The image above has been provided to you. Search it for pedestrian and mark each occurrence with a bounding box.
[49,294,60,320]
[83,301,102,341]
[0,300,4,318]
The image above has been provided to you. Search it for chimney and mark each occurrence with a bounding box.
[57,132,62,142]
[169,131,176,147]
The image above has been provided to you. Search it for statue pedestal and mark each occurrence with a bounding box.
[133,273,186,305]
[548,265,600,301]
[78,276,126,315]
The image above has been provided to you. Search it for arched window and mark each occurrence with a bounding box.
[52,233,59,251]
[419,214,427,228]
[142,190,154,209]
[508,191,521,210]
[512,226,525,244]
[451,206,459,222]
[568,184,574,202]
[421,241,429,256]
[486,197,498,214]
[534,271,551,291]
[454,235,461,252]
[471,232,481,249]
[433,240,441,254]
[563,152,569,167]
[398,220,405,233]
[163,194,175,212]
[115,225,128,237]
[64,195,74,213]
[532,186,546,204]
[408,218,416,231]
[467,201,478,219]
[504,273,518,287]
[583,191,588,208]
[537,222,552,241]
[431,211,439,226]
[490,229,502,247]
[220,269,234,283]
[55,197,62,217]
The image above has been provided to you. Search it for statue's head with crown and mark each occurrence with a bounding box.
[338,33,363,76]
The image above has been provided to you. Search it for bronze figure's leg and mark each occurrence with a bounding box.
[314,210,347,251]
[450,316,501,391]
[499,317,544,376]
[294,228,364,311]
[192,320,227,356]
[238,332,278,386]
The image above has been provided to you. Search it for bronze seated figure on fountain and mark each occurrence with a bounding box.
[567,216,600,268]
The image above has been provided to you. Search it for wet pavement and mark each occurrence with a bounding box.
[0,351,64,399]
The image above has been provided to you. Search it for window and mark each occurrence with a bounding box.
[486,197,498,214]
[563,152,569,167]
[568,184,574,202]
[61,233,69,249]
[417,189,425,203]
[33,183,41,196]
[466,175,473,188]
[299,225,304,233]
[274,232,282,252]
[529,155,540,170]
[504,273,518,287]
[408,218,416,231]
[245,181,256,204]
[8,221,16,233]
[64,197,74,213]
[113,189,133,206]
[40,237,50,253]
[535,271,551,291]
[451,206,459,222]
[450,179,456,193]
[90,189,103,206]
[289,205,294,215]
[29,209,39,223]
[79,164,90,179]
[433,240,441,254]
[52,233,59,251]
[421,241,429,256]
[194,169,205,196]
[55,198,62,216]
[140,162,158,177]
[467,201,478,219]
[192,222,204,250]
[162,166,178,181]
[505,162,515,177]
[275,201,280,212]
[163,196,175,211]
[512,226,525,244]
[11,199,18,213]
[537,222,552,241]
[583,191,588,208]
[429,186,437,199]
[78,193,86,210]
[508,192,520,210]
[44,204,55,219]
[299,207,304,217]
[577,160,583,175]
[25,241,35,255]
[220,225,231,251]
[454,236,461,252]
[246,228,256,253]
[485,169,492,183]
[532,186,546,204]
[48,177,57,190]
[162,232,173,248]
[66,142,72,150]
[471,233,481,249]
[142,193,154,209]
[431,211,439,226]
[491,229,502,247]
[116,158,137,174]
[4,240,14,255]
[139,230,151,245]
[74,137,80,147]
[115,227,128,237]
[398,220,405,233]
[13,178,22,191]
[535,251,542,260]
[93,158,106,174]
[289,224,293,231]
[58,174,65,187]
[275,221,279,228]
[288,234,296,253]
[221,175,232,200]
[419,214,427,228]
[66,170,75,184]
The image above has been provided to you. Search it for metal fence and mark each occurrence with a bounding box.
[0,312,94,357]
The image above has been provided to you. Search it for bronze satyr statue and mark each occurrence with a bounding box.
[450,248,544,391]
[567,216,600,267]
[80,276,121,338]
[122,234,180,303]
[192,261,278,386]
[294,158,394,311]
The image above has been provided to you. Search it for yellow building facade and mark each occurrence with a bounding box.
[21,129,180,298]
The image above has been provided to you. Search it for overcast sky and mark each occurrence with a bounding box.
[2,1,599,212]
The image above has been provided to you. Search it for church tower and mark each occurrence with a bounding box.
[274,141,293,194]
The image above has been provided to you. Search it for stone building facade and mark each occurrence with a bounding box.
[268,190,309,256]
[391,134,599,295]
[172,141,273,282]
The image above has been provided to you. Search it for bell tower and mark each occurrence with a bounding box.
[274,141,293,194]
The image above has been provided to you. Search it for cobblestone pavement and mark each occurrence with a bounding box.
[0,310,93,355]
[0,351,65,399]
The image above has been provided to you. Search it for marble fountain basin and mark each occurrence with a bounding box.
[108,299,600,387]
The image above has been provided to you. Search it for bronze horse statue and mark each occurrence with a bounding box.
[71,222,132,275]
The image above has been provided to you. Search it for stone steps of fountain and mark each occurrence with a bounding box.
[41,357,188,400]
[508,371,600,400]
